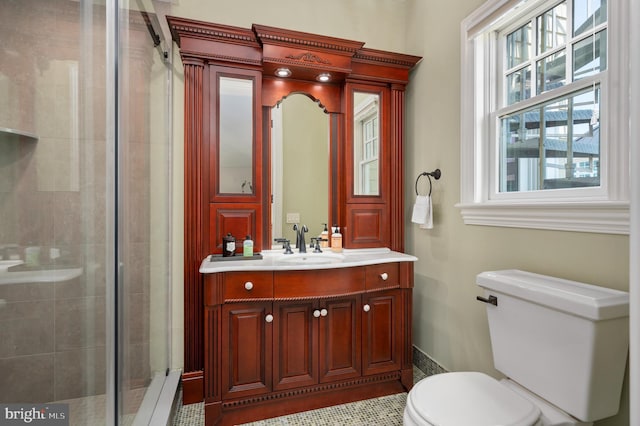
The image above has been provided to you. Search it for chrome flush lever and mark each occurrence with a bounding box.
[476,295,498,306]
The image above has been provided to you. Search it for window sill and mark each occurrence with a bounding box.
[455,201,629,234]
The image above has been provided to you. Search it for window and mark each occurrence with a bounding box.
[458,0,630,234]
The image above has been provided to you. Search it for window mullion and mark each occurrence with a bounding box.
[531,18,538,97]
[566,0,574,85]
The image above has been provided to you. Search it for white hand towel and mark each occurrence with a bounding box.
[411,195,433,229]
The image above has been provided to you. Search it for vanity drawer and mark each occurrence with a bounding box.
[365,263,399,290]
[224,271,273,300]
[274,267,365,298]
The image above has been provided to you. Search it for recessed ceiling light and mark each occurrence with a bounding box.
[316,73,331,82]
[275,68,292,78]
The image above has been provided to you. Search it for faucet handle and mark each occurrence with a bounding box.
[310,238,322,253]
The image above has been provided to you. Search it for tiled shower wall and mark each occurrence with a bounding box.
[0,0,153,403]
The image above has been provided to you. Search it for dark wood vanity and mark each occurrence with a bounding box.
[202,259,414,425]
[167,16,421,424]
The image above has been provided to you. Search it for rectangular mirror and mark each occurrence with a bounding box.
[353,92,380,196]
[219,76,254,194]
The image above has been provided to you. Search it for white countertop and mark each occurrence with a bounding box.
[199,247,417,273]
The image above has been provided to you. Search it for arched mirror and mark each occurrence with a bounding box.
[271,94,329,245]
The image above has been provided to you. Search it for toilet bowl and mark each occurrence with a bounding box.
[404,270,629,426]
[403,371,592,426]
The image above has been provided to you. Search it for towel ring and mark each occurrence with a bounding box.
[415,169,442,196]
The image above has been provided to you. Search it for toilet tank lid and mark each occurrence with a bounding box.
[477,270,629,320]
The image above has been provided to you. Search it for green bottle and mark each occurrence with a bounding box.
[243,235,253,257]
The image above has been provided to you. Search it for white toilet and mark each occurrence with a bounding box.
[404,269,629,426]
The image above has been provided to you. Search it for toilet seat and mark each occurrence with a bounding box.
[405,372,541,426]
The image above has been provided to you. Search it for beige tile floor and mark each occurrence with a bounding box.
[173,367,426,426]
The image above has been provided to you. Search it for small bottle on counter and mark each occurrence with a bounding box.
[223,233,236,257]
[243,235,254,257]
[319,223,329,248]
[331,225,342,253]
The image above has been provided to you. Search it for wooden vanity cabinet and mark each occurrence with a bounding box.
[204,262,413,426]
[272,299,318,391]
[273,295,361,391]
[362,289,401,376]
[221,301,272,400]
[168,17,421,404]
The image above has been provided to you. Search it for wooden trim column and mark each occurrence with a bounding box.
[183,57,206,403]
[390,84,406,252]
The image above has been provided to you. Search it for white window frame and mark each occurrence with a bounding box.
[457,0,630,234]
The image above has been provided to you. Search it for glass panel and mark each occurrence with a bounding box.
[506,66,532,105]
[566,86,600,186]
[499,85,600,192]
[537,50,566,94]
[537,2,568,54]
[573,0,607,36]
[500,107,541,192]
[573,30,607,80]
[541,98,570,187]
[219,77,254,194]
[0,0,108,423]
[118,2,172,424]
[353,92,380,196]
[506,22,532,69]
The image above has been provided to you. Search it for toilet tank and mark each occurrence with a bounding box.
[477,270,629,423]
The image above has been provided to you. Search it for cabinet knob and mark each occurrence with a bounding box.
[244,281,254,291]
[265,314,274,323]
[320,308,328,317]
[313,309,321,318]
[380,272,389,281]
[363,304,371,312]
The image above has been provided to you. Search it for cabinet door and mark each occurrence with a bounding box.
[221,302,272,399]
[362,290,401,375]
[318,296,361,383]
[273,300,318,391]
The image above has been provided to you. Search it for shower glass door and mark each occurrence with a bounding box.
[0,0,172,424]
[115,0,173,423]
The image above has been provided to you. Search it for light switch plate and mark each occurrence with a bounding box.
[286,213,300,223]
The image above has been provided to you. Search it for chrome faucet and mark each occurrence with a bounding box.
[293,224,308,253]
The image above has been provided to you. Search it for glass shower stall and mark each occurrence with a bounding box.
[0,0,175,424]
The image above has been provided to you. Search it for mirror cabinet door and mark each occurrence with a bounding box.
[353,91,380,196]
[347,84,388,203]
[218,75,255,195]
[209,67,263,253]
[345,84,391,248]
[210,67,261,201]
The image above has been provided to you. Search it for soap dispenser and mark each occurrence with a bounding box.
[243,235,254,257]
[331,225,342,253]
[319,223,329,248]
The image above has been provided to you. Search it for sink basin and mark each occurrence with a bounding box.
[274,252,345,265]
